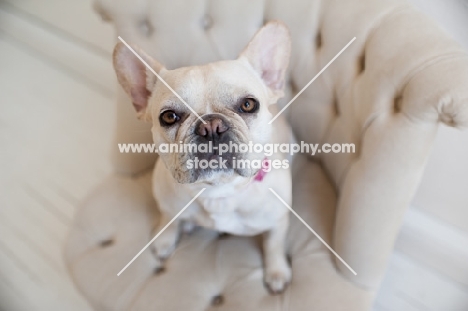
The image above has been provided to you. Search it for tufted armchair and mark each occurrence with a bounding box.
[65,0,468,310]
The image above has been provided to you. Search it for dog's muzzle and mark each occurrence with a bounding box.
[195,114,230,143]
[192,114,236,161]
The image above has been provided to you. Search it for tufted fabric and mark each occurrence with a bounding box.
[66,0,468,310]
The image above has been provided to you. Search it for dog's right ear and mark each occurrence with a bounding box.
[113,43,164,119]
[238,21,291,103]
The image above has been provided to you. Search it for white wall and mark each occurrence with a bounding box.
[408,0,468,232]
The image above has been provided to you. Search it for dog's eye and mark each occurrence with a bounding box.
[239,98,259,113]
[159,110,180,126]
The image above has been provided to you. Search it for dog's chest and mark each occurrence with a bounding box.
[195,189,276,235]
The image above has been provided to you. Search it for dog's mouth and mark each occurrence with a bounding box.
[170,148,262,184]
[188,152,253,180]
[169,116,264,183]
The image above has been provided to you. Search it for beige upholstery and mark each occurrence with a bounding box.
[65,0,468,310]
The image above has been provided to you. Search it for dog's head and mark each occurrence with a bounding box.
[113,22,291,184]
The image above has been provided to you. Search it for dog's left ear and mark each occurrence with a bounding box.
[239,21,291,102]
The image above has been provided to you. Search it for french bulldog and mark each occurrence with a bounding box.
[113,21,292,294]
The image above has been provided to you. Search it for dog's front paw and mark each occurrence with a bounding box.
[264,261,292,295]
[181,220,196,235]
[150,230,178,261]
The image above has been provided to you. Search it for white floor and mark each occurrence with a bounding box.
[0,1,467,310]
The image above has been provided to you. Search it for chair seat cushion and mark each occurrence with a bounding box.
[65,156,374,310]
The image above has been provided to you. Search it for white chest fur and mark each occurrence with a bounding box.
[195,181,286,236]
[153,158,291,237]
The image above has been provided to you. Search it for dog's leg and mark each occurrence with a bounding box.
[151,212,181,261]
[263,214,291,295]
[181,219,196,234]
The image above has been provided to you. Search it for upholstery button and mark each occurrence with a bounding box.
[394,96,403,113]
[139,18,154,37]
[99,239,114,247]
[154,266,166,275]
[211,295,224,306]
[202,15,213,30]
[315,32,322,49]
[218,232,229,239]
[358,53,366,73]
[333,98,340,116]
[289,80,298,94]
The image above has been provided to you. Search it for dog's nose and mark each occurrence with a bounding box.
[195,115,229,140]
